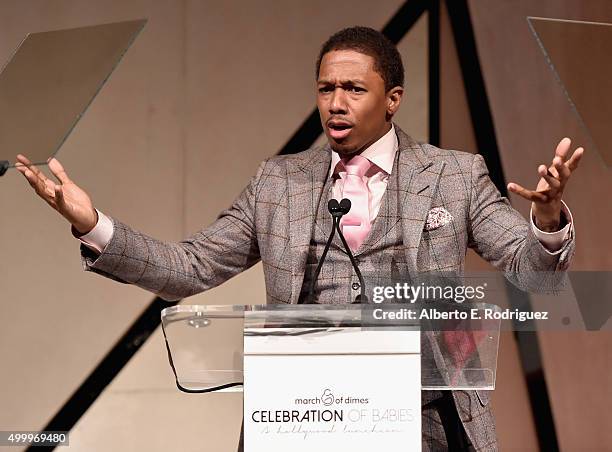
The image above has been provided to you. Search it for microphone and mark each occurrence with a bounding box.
[304,198,368,304]
[327,198,345,217]
[338,198,351,216]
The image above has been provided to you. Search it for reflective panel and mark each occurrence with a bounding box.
[0,19,146,168]
[529,17,612,168]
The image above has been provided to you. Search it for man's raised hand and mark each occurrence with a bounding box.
[15,154,98,234]
[507,137,584,232]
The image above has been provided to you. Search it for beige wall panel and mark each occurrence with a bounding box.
[0,0,186,444]
[469,0,612,449]
[71,390,242,451]
[537,330,612,450]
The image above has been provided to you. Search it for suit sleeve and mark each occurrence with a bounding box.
[467,154,574,291]
[78,160,267,301]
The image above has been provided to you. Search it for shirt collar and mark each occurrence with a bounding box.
[329,123,398,178]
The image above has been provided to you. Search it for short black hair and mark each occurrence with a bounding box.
[315,26,404,92]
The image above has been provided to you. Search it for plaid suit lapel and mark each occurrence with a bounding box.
[394,126,446,274]
[287,145,331,304]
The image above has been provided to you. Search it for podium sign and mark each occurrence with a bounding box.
[243,327,421,451]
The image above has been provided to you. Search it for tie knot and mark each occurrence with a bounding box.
[338,155,371,177]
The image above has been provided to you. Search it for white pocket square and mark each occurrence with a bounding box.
[424,207,453,231]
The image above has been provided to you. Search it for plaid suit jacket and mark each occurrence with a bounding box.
[81,123,574,450]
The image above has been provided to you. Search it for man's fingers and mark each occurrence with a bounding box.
[24,169,49,198]
[44,177,58,198]
[17,156,48,183]
[555,137,572,162]
[20,167,40,188]
[541,172,561,189]
[54,185,65,208]
[47,158,71,184]
[508,182,549,203]
[15,162,26,174]
[508,140,582,208]
[16,154,33,166]
[19,167,38,188]
[539,163,561,182]
[15,160,54,201]
[553,157,570,182]
[16,154,69,200]
[16,155,46,184]
[566,147,584,171]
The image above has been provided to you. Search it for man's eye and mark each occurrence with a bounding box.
[348,87,364,93]
[318,87,332,93]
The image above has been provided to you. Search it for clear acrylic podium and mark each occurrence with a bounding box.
[160,303,500,392]
[160,304,500,451]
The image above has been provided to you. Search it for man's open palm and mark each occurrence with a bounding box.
[507,137,584,231]
[15,154,97,234]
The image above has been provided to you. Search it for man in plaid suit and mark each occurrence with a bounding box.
[17,26,583,451]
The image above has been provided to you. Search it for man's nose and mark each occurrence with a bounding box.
[329,88,347,113]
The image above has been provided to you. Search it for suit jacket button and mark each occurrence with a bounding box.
[353,294,367,303]
[352,282,360,290]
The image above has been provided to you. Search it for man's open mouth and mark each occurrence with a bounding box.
[328,122,353,140]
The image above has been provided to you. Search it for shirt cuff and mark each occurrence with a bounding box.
[530,200,573,255]
[72,209,114,254]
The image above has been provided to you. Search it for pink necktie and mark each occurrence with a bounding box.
[337,155,372,252]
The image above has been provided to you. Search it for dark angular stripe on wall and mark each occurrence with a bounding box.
[428,0,440,146]
[445,0,506,194]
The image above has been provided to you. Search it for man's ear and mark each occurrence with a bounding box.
[386,86,404,116]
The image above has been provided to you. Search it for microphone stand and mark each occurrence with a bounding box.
[305,199,342,304]
[333,209,368,304]
[305,198,368,304]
